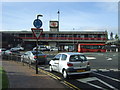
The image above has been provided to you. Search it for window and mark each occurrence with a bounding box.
[61,54,67,61]
[54,54,61,60]
[26,34,32,37]
[32,51,43,55]
[45,34,49,37]
[70,55,87,62]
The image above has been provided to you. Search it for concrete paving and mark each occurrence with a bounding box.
[2,60,68,89]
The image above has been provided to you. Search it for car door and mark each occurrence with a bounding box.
[52,54,61,72]
[58,54,68,73]
[23,52,29,62]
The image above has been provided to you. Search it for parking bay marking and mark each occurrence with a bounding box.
[77,77,117,90]
[93,72,120,82]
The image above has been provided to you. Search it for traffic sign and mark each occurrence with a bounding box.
[33,19,42,28]
[31,28,43,39]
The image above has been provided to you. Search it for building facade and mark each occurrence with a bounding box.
[1,30,108,51]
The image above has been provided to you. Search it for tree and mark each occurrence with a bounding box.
[115,34,119,40]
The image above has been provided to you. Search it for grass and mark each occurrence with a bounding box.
[0,67,9,89]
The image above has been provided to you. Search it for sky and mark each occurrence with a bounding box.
[1,0,119,38]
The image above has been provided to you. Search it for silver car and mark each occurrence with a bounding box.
[49,52,91,79]
[21,51,47,64]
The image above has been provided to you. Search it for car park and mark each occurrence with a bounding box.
[49,52,91,79]
[10,46,24,51]
[21,51,47,64]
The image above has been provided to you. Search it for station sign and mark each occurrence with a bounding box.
[50,21,59,32]
[50,21,59,28]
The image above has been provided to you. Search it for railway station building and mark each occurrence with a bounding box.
[1,30,108,51]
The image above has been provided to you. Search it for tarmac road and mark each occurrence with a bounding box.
[39,52,119,89]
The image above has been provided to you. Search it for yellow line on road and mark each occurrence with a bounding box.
[63,81,81,90]
[38,68,80,90]
[26,64,80,90]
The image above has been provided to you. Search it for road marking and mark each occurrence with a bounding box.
[107,57,112,61]
[22,63,80,89]
[38,68,80,90]
[86,57,96,60]
[93,72,120,82]
[77,77,104,89]
[92,69,120,72]
[77,77,117,90]
[63,81,81,90]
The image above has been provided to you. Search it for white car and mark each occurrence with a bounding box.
[10,46,24,51]
[33,45,50,51]
[50,47,58,51]
[0,48,6,56]
[49,52,91,79]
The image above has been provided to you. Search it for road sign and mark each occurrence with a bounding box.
[31,28,43,39]
[33,19,42,28]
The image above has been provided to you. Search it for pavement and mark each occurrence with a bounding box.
[2,60,69,89]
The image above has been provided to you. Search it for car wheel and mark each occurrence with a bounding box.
[63,70,68,79]
[49,65,53,72]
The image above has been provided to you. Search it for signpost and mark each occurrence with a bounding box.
[31,15,43,74]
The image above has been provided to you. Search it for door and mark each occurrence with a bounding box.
[52,54,61,72]
[23,52,29,62]
[59,54,67,73]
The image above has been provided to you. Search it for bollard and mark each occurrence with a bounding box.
[28,58,31,68]
[22,56,25,66]
[16,55,19,63]
[116,48,118,52]
[110,49,112,52]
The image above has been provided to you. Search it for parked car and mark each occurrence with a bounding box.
[0,48,6,56]
[4,50,20,56]
[10,46,24,51]
[33,45,50,51]
[50,47,58,51]
[21,51,47,64]
[49,52,91,79]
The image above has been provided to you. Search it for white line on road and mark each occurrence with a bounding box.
[92,72,120,82]
[77,77,104,89]
[86,57,96,60]
[77,77,118,90]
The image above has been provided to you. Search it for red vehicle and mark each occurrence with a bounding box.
[78,44,106,52]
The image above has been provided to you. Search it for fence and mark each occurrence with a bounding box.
[2,54,33,68]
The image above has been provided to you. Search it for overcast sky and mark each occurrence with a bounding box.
[1,0,119,37]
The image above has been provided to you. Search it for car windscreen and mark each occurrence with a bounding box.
[32,51,43,55]
[70,55,87,62]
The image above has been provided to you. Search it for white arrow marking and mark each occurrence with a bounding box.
[77,77,118,90]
